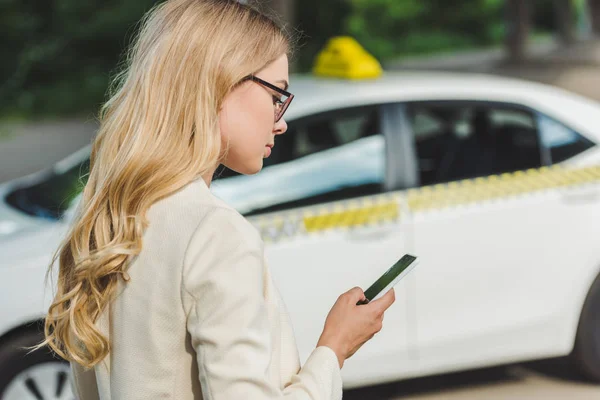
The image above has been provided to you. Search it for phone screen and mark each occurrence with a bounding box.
[359,254,418,304]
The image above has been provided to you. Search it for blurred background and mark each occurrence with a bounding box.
[2,0,600,119]
[3,0,600,180]
[3,0,600,181]
[2,0,600,399]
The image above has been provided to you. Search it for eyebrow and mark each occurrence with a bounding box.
[276,80,289,91]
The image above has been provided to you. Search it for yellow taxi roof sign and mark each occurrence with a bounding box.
[313,36,383,80]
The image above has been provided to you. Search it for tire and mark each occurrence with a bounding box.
[572,272,600,382]
[0,327,73,400]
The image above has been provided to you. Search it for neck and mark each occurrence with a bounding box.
[201,165,218,187]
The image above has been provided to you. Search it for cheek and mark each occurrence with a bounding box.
[219,96,241,142]
[243,94,274,137]
[220,93,273,146]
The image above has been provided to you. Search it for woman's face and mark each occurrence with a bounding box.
[219,54,289,175]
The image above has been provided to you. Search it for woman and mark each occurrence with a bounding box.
[40,1,396,398]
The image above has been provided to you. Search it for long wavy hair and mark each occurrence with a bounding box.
[37,0,290,369]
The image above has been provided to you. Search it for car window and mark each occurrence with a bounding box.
[6,107,386,220]
[408,103,543,186]
[5,158,90,220]
[212,106,386,215]
[538,114,595,164]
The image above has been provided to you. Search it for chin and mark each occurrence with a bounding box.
[234,161,263,176]
[247,164,263,175]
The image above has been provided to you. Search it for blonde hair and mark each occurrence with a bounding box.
[38,0,290,368]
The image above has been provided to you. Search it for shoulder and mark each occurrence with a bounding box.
[143,177,261,262]
[187,204,262,258]
[195,180,260,243]
[162,178,263,258]
[147,177,254,231]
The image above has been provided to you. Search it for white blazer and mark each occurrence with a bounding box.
[70,177,343,399]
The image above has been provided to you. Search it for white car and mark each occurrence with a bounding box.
[2,66,600,397]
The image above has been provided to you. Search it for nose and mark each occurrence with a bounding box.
[273,118,287,135]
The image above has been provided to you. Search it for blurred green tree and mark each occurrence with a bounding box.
[343,0,506,62]
[294,0,352,71]
[590,0,600,33]
[0,0,164,118]
[0,0,576,118]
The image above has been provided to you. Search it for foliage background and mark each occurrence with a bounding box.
[0,0,578,119]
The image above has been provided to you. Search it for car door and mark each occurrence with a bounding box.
[402,100,600,375]
[211,104,413,386]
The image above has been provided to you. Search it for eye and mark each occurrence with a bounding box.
[272,95,284,105]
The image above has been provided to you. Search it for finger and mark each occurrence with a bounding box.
[370,288,395,312]
[345,286,366,302]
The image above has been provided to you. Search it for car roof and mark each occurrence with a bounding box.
[286,71,600,143]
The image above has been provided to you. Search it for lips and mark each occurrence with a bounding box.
[264,144,273,158]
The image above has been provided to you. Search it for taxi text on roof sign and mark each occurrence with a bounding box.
[312,36,383,80]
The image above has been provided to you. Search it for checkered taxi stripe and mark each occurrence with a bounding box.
[407,165,600,211]
[254,195,401,242]
[251,165,600,242]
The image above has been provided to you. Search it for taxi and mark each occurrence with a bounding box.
[1,37,600,397]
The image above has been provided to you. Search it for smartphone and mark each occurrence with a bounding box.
[356,254,419,305]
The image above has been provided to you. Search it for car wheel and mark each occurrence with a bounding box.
[572,272,600,382]
[0,327,74,400]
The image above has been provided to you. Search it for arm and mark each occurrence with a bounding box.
[182,207,342,400]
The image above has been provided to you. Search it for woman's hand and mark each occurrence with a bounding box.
[316,287,396,369]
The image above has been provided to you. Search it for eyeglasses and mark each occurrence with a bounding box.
[241,75,294,122]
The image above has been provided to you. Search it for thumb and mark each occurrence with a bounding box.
[370,288,396,311]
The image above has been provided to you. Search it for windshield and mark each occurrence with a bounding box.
[5,158,90,221]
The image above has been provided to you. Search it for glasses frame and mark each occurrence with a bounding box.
[242,75,294,122]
